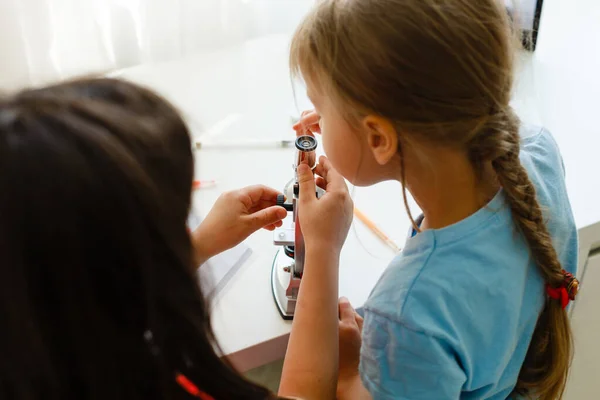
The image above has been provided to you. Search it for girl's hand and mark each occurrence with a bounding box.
[338,297,363,381]
[337,297,371,400]
[297,156,353,254]
[192,185,287,264]
[293,110,321,137]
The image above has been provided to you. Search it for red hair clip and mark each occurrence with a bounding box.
[546,270,579,309]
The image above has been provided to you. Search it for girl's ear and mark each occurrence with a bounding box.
[362,115,398,165]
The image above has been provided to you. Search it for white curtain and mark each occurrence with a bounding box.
[0,0,314,91]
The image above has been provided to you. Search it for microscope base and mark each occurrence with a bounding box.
[271,250,296,320]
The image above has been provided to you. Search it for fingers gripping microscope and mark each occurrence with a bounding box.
[271,135,325,319]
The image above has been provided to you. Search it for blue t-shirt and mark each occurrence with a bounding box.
[360,126,578,400]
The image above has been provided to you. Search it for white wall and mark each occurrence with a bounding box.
[0,0,314,91]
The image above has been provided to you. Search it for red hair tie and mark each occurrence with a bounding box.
[546,270,579,309]
[176,373,215,400]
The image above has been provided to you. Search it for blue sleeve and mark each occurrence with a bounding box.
[359,311,466,400]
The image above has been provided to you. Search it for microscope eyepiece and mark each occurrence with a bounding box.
[294,135,317,170]
[295,135,317,151]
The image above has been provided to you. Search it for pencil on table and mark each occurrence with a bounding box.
[353,207,401,253]
[192,180,217,190]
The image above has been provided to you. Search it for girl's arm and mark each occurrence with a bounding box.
[279,246,341,399]
[278,159,354,400]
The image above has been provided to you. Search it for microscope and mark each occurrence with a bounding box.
[271,135,324,319]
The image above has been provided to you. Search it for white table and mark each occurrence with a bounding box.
[114,0,600,378]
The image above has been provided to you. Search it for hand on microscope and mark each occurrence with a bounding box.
[192,185,288,265]
[297,155,353,254]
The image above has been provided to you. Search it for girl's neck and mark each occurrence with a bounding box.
[402,149,499,231]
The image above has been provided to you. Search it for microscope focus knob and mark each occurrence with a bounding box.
[277,194,294,212]
[276,194,285,206]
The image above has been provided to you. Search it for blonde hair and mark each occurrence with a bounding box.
[290,0,573,398]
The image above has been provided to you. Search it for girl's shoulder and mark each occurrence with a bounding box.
[519,125,566,180]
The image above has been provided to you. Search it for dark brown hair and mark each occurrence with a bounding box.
[0,78,272,399]
[291,0,573,398]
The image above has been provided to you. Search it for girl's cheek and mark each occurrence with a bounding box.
[321,133,335,163]
[322,135,345,175]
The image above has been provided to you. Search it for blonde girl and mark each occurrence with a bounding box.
[291,0,579,399]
